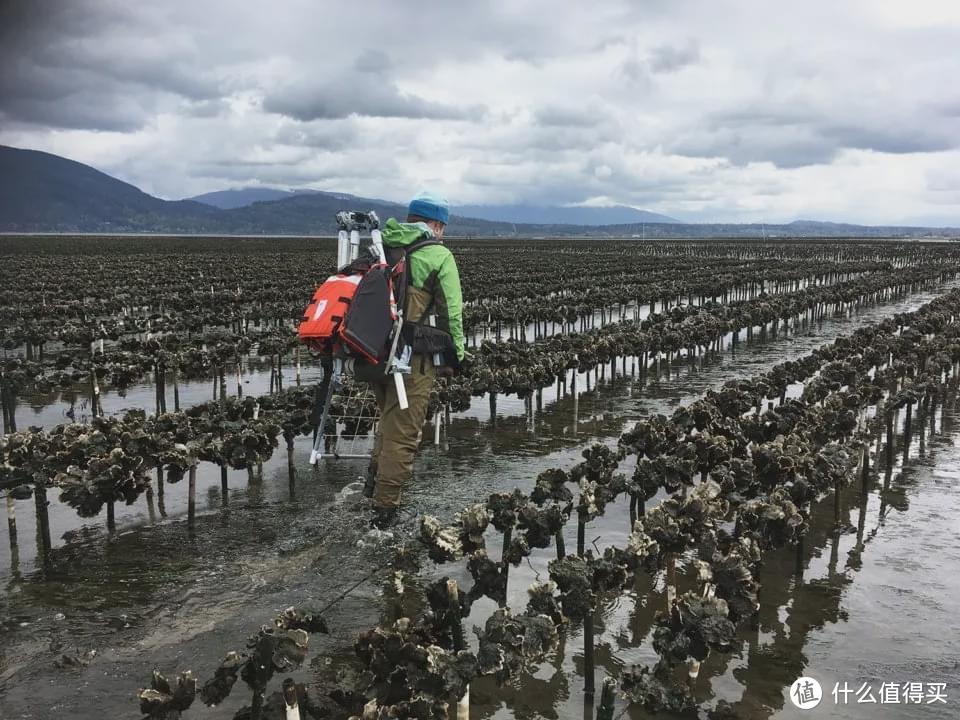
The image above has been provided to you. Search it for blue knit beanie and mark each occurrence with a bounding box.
[407,190,450,225]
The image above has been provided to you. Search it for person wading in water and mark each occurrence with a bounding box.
[364,191,465,528]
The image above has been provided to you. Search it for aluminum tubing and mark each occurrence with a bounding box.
[349,229,360,261]
[336,230,350,268]
[370,228,386,264]
[394,372,409,410]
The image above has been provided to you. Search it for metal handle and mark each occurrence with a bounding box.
[429,313,443,367]
[349,229,360,262]
[393,371,409,410]
[336,229,350,269]
[370,228,386,264]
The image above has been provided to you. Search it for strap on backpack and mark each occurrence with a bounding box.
[390,236,454,366]
[403,237,442,258]
[393,237,442,320]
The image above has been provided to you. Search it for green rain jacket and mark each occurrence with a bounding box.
[381,218,465,362]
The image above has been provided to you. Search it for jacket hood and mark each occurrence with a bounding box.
[381,217,435,248]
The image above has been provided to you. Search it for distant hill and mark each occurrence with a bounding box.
[0,145,218,232]
[0,145,956,238]
[457,203,677,225]
[215,193,574,237]
[191,191,679,225]
[188,187,323,209]
[0,145,513,235]
[785,219,890,234]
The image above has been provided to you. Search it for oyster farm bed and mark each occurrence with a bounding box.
[1,235,960,720]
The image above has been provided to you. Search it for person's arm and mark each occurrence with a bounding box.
[437,251,465,362]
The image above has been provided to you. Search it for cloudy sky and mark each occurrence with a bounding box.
[1,0,959,224]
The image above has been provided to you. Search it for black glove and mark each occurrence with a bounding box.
[458,350,475,376]
[443,349,469,377]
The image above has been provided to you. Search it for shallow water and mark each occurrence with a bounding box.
[13,354,327,431]
[769,420,960,720]
[465,404,960,720]
[1,282,959,719]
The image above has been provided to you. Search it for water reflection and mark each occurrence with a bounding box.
[436,359,960,719]
[1,283,959,719]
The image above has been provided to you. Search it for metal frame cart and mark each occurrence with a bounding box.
[308,211,412,464]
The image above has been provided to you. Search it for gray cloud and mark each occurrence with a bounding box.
[181,98,231,119]
[821,124,957,155]
[0,92,149,132]
[273,120,358,150]
[354,49,392,75]
[931,98,960,118]
[671,126,839,168]
[534,105,604,128]
[648,40,700,73]
[0,0,958,224]
[618,57,651,86]
[0,0,221,130]
[671,101,960,169]
[188,150,402,190]
[263,75,477,121]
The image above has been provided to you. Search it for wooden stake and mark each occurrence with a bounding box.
[34,484,51,561]
[903,402,913,461]
[173,363,180,411]
[583,593,596,697]
[188,464,197,528]
[90,369,101,419]
[287,438,296,499]
[7,493,17,555]
[597,677,616,720]
[885,410,894,470]
[220,465,229,506]
[577,511,586,557]
[282,678,301,720]
[0,374,9,434]
[666,554,677,610]
[499,525,512,608]
[448,579,470,718]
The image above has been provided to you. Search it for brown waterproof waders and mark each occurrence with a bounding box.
[369,353,437,509]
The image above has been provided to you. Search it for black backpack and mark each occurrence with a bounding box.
[339,236,454,380]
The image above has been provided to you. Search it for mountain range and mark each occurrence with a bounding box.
[454,203,676,225]
[1,145,957,238]
[188,188,678,225]
[188,187,325,209]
